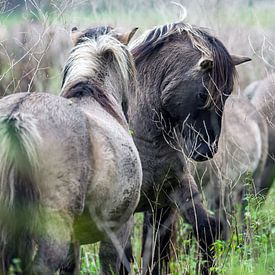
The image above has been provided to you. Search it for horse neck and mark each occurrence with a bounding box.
[129,61,183,148]
[129,85,172,145]
[102,62,133,126]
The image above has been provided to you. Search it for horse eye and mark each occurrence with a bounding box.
[197,92,208,107]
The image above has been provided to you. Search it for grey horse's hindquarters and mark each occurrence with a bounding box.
[0,93,89,273]
[0,112,42,272]
[0,111,73,273]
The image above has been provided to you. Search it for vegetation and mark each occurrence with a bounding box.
[1,0,274,274]
[79,184,275,274]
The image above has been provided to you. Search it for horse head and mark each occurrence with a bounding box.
[131,22,250,161]
[61,26,138,121]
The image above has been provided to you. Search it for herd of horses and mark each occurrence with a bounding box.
[0,19,274,275]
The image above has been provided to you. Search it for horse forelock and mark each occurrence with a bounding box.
[131,22,236,108]
[203,33,236,109]
[130,23,175,62]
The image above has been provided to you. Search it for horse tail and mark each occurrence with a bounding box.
[0,112,41,272]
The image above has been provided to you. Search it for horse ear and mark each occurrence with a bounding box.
[199,58,213,71]
[116,27,138,45]
[231,55,251,66]
[71,27,83,46]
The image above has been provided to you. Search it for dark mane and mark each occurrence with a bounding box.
[75,26,113,45]
[131,23,175,64]
[131,22,236,106]
[204,31,236,106]
[62,80,123,124]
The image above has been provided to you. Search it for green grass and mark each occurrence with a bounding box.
[0,9,175,33]
[80,184,275,274]
[80,244,101,275]
[0,13,24,27]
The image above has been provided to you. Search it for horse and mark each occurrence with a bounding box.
[138,85,268,274]
[149,86,269,272]
[195,92,268,239]
[95,21,251,274]
[0,22,70,96]
[244,74,275,198]
[0,26,142,274]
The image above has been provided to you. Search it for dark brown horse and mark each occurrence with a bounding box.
[96,21,250,274]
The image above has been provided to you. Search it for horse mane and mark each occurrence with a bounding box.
[60,30,135,124]
[130,22,236,107]
[62,79,123,124]
[61,34,134,91]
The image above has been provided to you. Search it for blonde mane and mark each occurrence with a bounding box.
[61,35,135,97]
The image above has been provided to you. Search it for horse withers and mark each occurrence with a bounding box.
[0,26,142,274]
[95,21,251,274]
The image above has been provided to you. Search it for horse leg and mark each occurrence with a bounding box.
[99,216,134,275]
[255,154,275,198]
[121,234,134,275]
[59,241,80,275]
[141,207,178,275]
[141,210,154,274]
[200,172,229,241]
[30,212,73,274]
[171,174,219,275]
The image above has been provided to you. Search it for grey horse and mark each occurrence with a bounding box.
[195,92,268,239]
[0,27,142,274]
[244,74,275,197]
